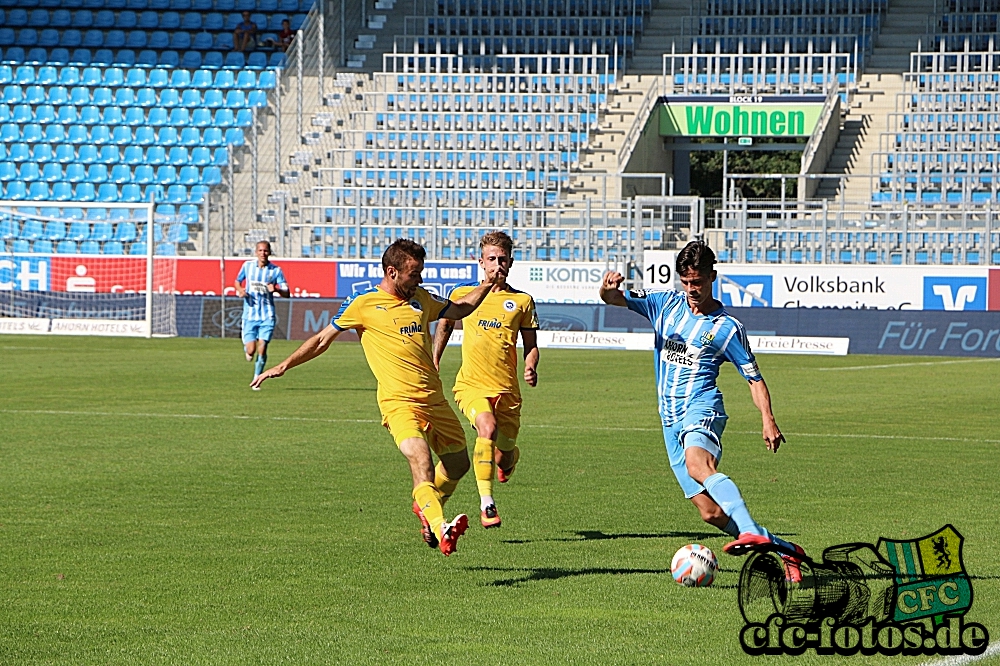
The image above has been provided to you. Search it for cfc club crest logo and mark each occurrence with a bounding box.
[738,525,988,657]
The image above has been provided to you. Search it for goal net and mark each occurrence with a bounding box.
[0,202,177,337]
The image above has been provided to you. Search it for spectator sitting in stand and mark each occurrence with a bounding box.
[264,19,294,51]
[233,11,258,52]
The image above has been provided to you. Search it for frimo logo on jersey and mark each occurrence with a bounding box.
[923,277,987,311]
[738,525,989,656]
[714,275,772,308]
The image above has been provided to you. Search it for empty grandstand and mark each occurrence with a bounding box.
[0,0,997,267]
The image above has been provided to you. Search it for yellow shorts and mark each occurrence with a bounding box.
[380,400,468,456]
[454,390,522,448]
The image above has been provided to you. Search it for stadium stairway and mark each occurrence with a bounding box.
[814,0,934,201]
[629,0,690,74]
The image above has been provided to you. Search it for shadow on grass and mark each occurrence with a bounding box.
[502,530,722,544]
[466,565,739,588]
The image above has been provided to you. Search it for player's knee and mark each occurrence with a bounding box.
[697,504,726,523]
[476,415,498,440]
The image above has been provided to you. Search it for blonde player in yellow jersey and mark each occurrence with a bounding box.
[251,239,504,556]
[432,231,539,529]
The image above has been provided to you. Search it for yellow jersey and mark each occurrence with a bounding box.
[332,285,452,407]
[451,282,539,397]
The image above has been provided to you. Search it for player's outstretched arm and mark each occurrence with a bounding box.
[250,324,342,388]
[599,271,628,307]
[748,378,785,453]
[443,270,507,319]
[520,328,539,386]
[432,319,455,370]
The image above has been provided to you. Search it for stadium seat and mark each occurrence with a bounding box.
[148,68,169,87]
[121,183,142,202]
[216,108,236,127]
[75,182,95,201]
[202,51,223,69]
[136,50,158,67]
[147,107,168,126]
[32,239,54,253]
[44,220,66,240]
[169,107,190,126]
[68,220,90,241]
[168,146,189,164]
[134,164,154,184]
[56,238,78,254]
[129,241,146,255]
[148,31,169,49]
[103,240,124,254]
[190,146,211,166]
[134,126,155,145]
[225,90,246,108]
[91,221,113,240]
[80,240,99,253]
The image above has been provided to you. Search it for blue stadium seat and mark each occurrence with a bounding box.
[157,127,178,146]
[213,69,235,89]
[203,89,223,108]
[202,51,223,69]
[36,65,56,84]
[126,68,146,86]
[121,183,142,202]
[71,11,93,28]
[0,162,14,181]
[126,30,147,49]
[103,241,124,254]
[44,220,66,240]
[24,48,47,65]
[136,49,158,67]
[201,166,221,185]
[168,146,189,164]
[178,204,199,223]
[32,142,52,163]
[111,164,131,183]
[68,220,90,240]
[216,108,236,127]
[158,51,179,67]
[147,68,169,87]
[15,65,35,84]
[69,48,91,65]
[66,162,86,181]
[17,29,39,48]
[28,181,50,200]
[117,9,137,28]
[134,125,155,145]
[97,183,118,201]
[20,219,44,240]
[178,165,198,184]
[268,52,286,68]
[134,164,154,184]
[202,14,223,31]
[42,162,62,182]
[123,145,144,164]
[181,12,201,30]
[145,107,166,126]
[32,239,54,253]
[3,85,23,104]
[156,242,175,255]
[82,29,103,47]
[190,146,210,165]
[39,30,60,48]
[8,142,29,161]
[75,182,95,201]
[190,107,212,127]
[60,29,84,48]
[20,162,40,182]
[103,107,123,126]
[54,144,75,163]
[115,88,135,107]
[91,125,110,144]
[80,240,99,253]
[79,105,99,124]
[160,11,181,29]
[246,52,266,69]
[225,90,246,108]
[212,147,227,165]
[24,84,45,103]
[216,0,236,10]
[5,181,26,200]
[156,165,177,185]
[166,223,188,242]
[138,10,158,28]
[12,102,32,122]
[56,239,77,254]
[115,221,137,241]
[180,51,202,69]
[144,146,165,165]
[91,221,113,241]
[104,31,126,49]
[179,127,199,146]
[47,48,70,65]
[129,0,150,9]
[128,241,146,255]
[22,122,42,142]
[189,184,208,203]
[202,127,223,146]
[180,88,201,108]
[164,184,186,203]
[87,164,108,183]
[47,85,68,105]
[223,51,244,69]
[148,31,169,49]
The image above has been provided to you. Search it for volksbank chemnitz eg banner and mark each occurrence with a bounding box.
[714,265,1000,311]
[658,95,826,137]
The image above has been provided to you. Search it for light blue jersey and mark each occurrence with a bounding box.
[237,260,287,322]
[624,288,762,426]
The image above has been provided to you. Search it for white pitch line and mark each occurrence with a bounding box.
[917,641,1000,666]
[818,358,1000,371]
[5,409,1000,445]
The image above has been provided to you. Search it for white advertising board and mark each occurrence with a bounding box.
[642,250,678,290]
[714,264,994,311]
[0,317,50,334]
[49,319,150,336]
[506,261,623,304]
[447,329,849,355]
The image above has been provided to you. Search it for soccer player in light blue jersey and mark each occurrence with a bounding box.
[235,241,289,388]
[600,240,806,582]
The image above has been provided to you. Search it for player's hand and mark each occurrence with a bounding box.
[762,421,784,452]
[524,365,537,387]
[602,271,624,290]
[235,287,246,298]
[267,283,276,293]
[250,365,284,389]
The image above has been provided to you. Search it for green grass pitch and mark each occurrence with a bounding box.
[2,335,998,665]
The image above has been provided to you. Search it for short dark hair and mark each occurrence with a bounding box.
[255,240,271,251]
[675,240,716,276]
[479,230,513,257]
[382,238,426,272]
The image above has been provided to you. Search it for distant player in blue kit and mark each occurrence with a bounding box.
[600,240,806,582]
[235,241,289,388]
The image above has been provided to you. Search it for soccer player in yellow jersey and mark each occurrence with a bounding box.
[251,239,504,556]
[432,231,539,529]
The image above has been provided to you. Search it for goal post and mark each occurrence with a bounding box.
[0,201,177,337]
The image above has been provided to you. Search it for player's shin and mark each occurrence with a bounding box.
[702,472,765,537]
[473,437,496,509]
[434,463,460,506]
[254,353,267,377]
[412,482,445,536]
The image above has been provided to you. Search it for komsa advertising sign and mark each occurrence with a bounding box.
[507,261,624,304]
[714,265,1000,311]
[658,95,825,137]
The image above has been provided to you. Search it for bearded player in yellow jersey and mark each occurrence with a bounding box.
[432,231,539,529]
[251,239,504,556]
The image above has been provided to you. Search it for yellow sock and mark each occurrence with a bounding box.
[473,437,496,500]
[412,481,445,537]
[434,463,460,506]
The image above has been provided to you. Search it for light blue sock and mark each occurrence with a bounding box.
[703,473,766,537]
[254,353,267,377]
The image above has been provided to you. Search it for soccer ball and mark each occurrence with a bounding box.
[671,544,718,587]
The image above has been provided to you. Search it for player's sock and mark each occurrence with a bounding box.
[254,353,267,377]
[412,481,445,537]
[434,463,459,506]
[720,517,741,538]
[769,534,797,552]
[473,436,496,501]
[703,473,766,537]
[480,495,494,511]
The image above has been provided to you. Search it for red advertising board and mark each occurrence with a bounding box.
[45,257,339,297]
[990,269,1000,311]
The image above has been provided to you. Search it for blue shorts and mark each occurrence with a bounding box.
[242,318,276,344]
[662,410,728,499]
